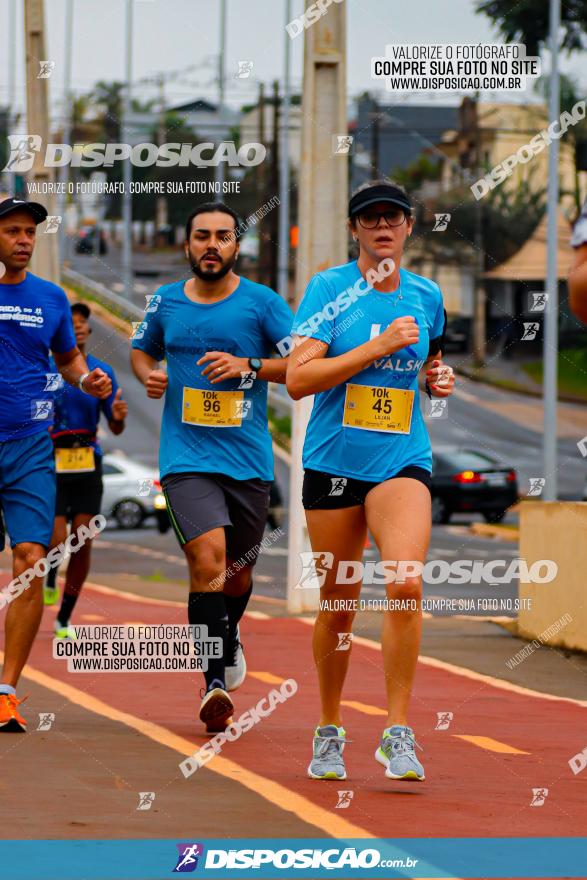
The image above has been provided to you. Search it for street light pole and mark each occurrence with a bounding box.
[542,0,561,500]
[473,96,486,366]
[59,0,73,266]
[286,0,348,613]
[24,0,59,282]
[215,0,227,188]
[6,0,16,194]
[277,0,292,302]
[121,0,134,300]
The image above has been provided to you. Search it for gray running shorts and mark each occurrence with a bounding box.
[161,471,271,563]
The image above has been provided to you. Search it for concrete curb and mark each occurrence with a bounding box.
[469,522,519,542]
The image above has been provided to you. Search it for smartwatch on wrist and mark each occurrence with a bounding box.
[248,357,262,373]
[78,371,90,393]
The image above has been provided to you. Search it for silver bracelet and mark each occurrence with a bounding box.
[78,371,90,393]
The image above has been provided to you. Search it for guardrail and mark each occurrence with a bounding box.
[268,386,293,414]
[62,268,144,321]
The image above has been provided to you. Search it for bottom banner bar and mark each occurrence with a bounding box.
[3,837,587,879]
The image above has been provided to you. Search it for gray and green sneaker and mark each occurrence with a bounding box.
[375,725,425,780]
[307,725,350,780]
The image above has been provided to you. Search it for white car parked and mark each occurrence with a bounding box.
[101,452,169,531]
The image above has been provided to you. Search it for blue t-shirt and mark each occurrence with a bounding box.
[0,272,76,443]
[291,261,445,481]
[131,277,294,481]
[50,354,119,457]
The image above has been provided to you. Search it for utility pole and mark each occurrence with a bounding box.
[59,0,73,266]
[269,80,280,291]
[121,0,134,300]
[371,95,380,178]
[155,73,168,235]
[24,0,58,282]
[277,0,292,303]
[286,0,348,613]
[472,96,486,366]
[257,82,269,285]
[5,0,17,194]
[215,0,227,188]
[542,0,561,500]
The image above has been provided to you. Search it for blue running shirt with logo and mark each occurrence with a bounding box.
[291,260,445,481]
[0,273,76,442]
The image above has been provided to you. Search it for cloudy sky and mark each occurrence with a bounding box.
[1,0,585,118]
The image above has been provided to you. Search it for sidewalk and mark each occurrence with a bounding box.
[453,371,587,440]
[460,352,587,410]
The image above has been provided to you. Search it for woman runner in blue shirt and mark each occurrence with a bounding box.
[287,180,455,783]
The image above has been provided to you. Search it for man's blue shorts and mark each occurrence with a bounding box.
[0,431,55,550]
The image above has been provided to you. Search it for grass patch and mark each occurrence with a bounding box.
[522,349,587,401]
[141,570,185,586]
[268,405,291,438]
[268,405,291,452]
[142,570,166,583]
[64,281,134,328]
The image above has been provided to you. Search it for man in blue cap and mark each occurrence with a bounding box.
[0,197,112,732]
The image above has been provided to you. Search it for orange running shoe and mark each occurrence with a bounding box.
[0,693,27,732]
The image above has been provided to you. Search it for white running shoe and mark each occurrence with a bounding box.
[225,626,247,692]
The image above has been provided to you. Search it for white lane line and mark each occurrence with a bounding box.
[98,539,288,562]
[98,540,184,566]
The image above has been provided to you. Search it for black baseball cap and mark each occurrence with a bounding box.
[0,197,48,224]
[349,183,412,218]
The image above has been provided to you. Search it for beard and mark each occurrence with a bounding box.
[188,248,237,281]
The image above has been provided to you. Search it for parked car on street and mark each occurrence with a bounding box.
[431,447,518,524]
[101,453,169,532]
[75,225,108,255]
[443,316,469,352]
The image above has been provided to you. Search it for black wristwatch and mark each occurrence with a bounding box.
[248,357,262,373]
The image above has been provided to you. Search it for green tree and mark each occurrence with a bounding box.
[391,154,441,190]
[475,0,587,55]
[535,72,587,213]
[409,168,546,270]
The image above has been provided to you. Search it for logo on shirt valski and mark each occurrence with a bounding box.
[369,323,424,371]
[373,356,425,371]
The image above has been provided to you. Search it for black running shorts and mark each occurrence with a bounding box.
[302,466,431,510]
[55,455,103,519]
